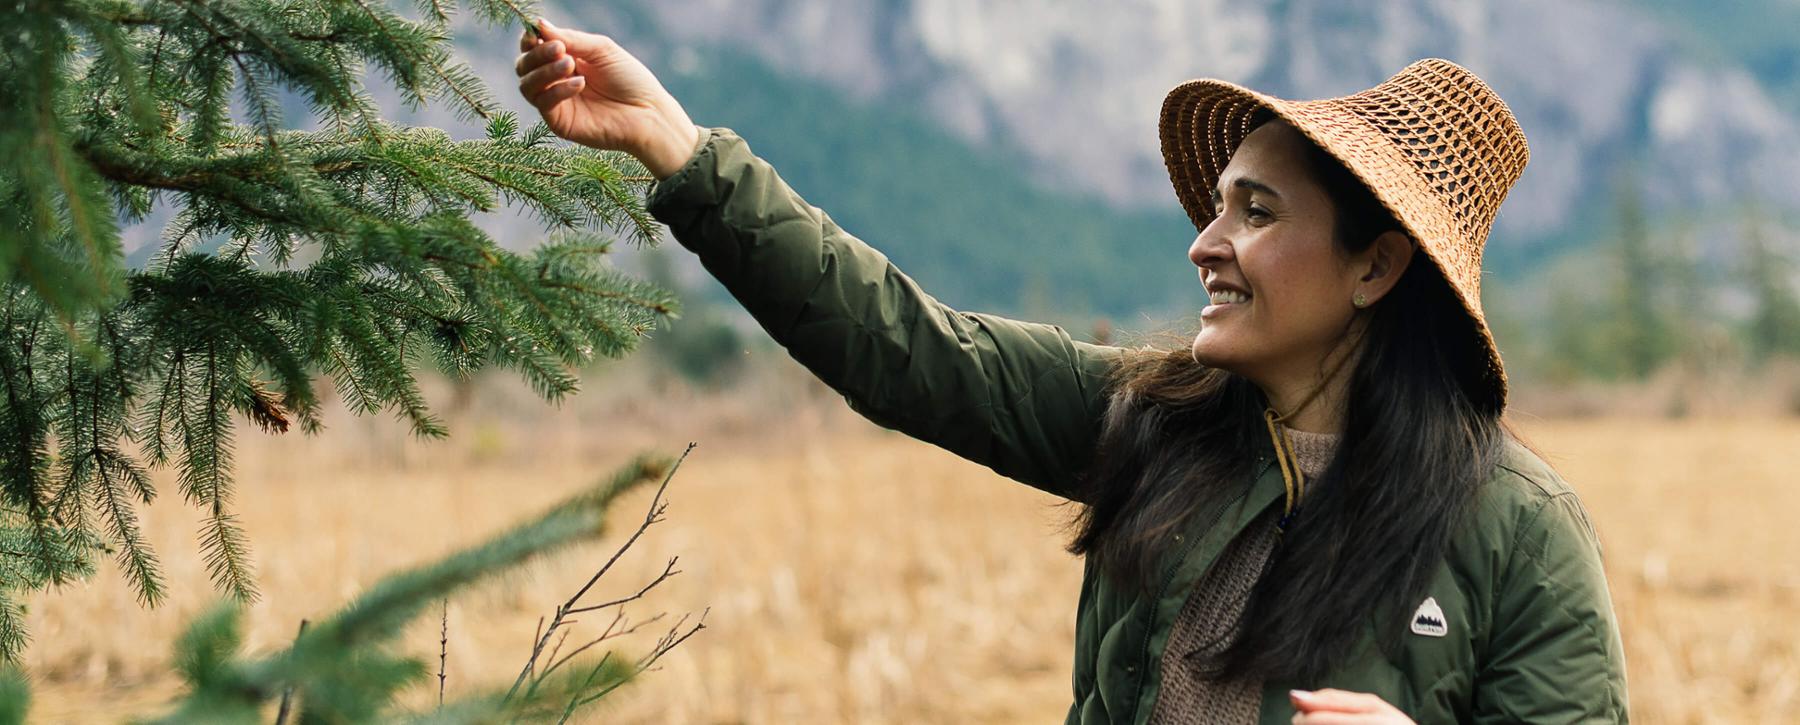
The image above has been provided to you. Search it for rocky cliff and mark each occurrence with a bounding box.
[598,0,1800,248]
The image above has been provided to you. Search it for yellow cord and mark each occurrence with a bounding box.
[1265,407,1306,518]
[1263,336,1361,523]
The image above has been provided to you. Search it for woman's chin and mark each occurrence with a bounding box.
[1189,334,1234,369]
[1190,329,1262,376]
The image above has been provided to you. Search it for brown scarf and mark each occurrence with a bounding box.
[1147,428,1339,724]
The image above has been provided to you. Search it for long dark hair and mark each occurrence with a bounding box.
[1067,111,1505,685]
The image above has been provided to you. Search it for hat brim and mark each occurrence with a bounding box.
[1159,79,1507,411]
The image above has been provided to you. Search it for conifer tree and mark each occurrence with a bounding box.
[1743,211,1800,362]
[0,0,675,659]
[1607,170,1676,379]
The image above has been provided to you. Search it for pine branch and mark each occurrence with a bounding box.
[108,454,681,723]
[0,664,25,722]
[0,590,26,665]
[0,0,679,661]
[344,0,492,120]
[97,447,167,605]
[306,455,670,650]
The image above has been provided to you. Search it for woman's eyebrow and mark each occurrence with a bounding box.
[1232,176,1282,199]
[1211,175,1283,204]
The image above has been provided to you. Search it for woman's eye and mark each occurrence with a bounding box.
[1245,204,1272,223]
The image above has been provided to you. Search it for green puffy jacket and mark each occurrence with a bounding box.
[645,127,1630,724]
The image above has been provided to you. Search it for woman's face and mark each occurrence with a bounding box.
[1188,121,1366,385]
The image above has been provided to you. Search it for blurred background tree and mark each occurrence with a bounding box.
[1744,212,1800,364]
[1609,171,1676,380]
[0,0,675,660]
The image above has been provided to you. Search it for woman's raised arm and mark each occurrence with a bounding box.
[514,19,1121,499]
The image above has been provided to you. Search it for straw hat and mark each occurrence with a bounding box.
[1159,58,1528,411]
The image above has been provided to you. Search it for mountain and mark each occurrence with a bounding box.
[580,0,1800,274]
[133,1,1798,323]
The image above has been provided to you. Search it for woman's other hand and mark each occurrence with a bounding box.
[1290,689,1417,724]
[514,18,701,179]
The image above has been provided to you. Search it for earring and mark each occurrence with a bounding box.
[1353,292,1368,308]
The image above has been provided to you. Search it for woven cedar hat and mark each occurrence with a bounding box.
[1159,58,1528,411]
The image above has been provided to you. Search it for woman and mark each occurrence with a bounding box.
[513,18,1628,723]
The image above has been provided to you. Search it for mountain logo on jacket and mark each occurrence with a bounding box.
[1410,597,1448,637]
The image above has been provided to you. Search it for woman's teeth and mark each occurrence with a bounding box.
[1211,289,1249,304]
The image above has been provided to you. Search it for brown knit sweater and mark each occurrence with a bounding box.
[1147,427,1339,724]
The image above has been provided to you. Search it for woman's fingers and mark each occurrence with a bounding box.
[517,55,575,103]
[1292,714,1382,725]
[510,16,689,157]
[1288,690,1412,725]
[1291,689,1386,713]
[535,18,620,65]
[534,76,586,108]
[514,39,564,77]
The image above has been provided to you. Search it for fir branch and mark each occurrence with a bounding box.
[345,0,491,120]
[16,56,123,323]
[0,0,679,660]
[71,3,162,134]
[97,447,167,606]
[198,510,258,602]
[186,45,234,154]
[0,590,26,663]
[466,0,537,29]
[0,663,25,721]
[181,341,258,601]
[119,453,689,724]
[228,51,286,152]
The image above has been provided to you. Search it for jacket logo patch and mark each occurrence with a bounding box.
[1410,597,1448,637]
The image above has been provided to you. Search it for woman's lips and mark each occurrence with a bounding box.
[1201,288,1250,319]
[1202,298,1245,318]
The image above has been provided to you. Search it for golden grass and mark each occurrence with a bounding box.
[19,369,1800,724]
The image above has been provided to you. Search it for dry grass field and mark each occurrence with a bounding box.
[18,363,1800,723]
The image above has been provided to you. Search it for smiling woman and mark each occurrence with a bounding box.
[513,18,1627,724]
[1187,117,1415,418]
[1071,106,1533,720]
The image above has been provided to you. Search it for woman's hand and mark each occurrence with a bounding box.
[1290,689,1417,724]
[513,18,701,179]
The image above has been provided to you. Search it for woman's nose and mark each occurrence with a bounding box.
[1188,221,1233,269]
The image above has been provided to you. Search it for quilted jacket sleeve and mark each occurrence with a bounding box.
[1472,492,1630,723]
[644,127,1122,500]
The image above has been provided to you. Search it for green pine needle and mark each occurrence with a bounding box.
[0,0,673,661]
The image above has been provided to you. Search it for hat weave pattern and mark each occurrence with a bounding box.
[1159,58,1529,409]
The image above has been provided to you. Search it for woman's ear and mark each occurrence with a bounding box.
[1354,230,1415,306]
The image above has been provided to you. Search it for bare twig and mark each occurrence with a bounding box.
[437,598,448,709]
[274,619,309,725]
[635,609,709,671]
[530,615,544,659]
[541,627,574,676]
[580,608,710,706]
[506,444,695,700]
[565,556,679,615]
[535,611,663,687]
[565,444,692,607]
